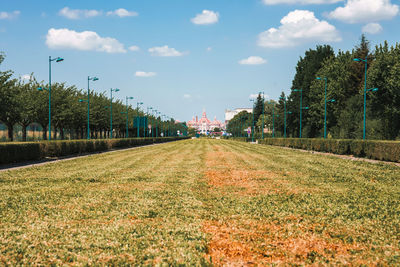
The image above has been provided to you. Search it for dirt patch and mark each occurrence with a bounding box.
[203,219,373,265]
[205,145,311,196]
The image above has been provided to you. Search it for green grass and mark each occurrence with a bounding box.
[0,139,399,265]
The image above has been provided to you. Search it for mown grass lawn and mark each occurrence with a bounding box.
[0,139,399,265]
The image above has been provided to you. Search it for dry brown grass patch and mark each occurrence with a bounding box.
[203,219,373,265]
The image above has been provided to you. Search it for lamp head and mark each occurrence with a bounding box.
[372,88,378,92]
[56,57,64,62]
[293,89,301,92]
[329,99,336,103]
[115,88,120,92]
[79,99,84,102]
[353,58,361,62]
[316,77,321,80]
[37,87,43,91]
[128,96,134,100]
[93,77,99,81]
[288,111,292,114]
[303,107,309,110]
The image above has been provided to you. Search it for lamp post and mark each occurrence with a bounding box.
[37,56,64,141]
[316,77,328,139]
[353,57,378,140]
[260,91,265,139]
[279,96,292,138]
[152,109,158,137]
[272,105,279,138]
[136,102,143,137]
[293,89,309,138]
[146,107,152,137]
[124,96,134,138]
[109,88,119,138]
[250,99,255,142]
[79,76,98,140]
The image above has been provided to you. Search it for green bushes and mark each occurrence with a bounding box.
[256,138,400,163]
[0,137,188,165]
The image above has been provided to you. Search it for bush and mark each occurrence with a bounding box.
[0,137,188,165]
[253,138,400,163]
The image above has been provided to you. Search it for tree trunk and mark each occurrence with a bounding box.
[22,125,28,142]
[60,128,65,140]
[6,123,13,141]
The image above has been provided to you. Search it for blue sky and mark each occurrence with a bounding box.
[1,0,399,122]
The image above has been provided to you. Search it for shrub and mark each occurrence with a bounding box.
[0,137,188,165]
[253,138,400,163]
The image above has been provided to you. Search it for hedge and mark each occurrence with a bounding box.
[255,138,400,163]
[0,137,188,165]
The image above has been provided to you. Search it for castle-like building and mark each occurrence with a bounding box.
[187,111,225,134]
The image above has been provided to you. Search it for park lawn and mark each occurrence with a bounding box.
[0,139,399,265]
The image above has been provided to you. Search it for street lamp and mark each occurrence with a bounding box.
[122,96,134,138]
[152,109,158,137]
[146,107,152,137]
[272,104,279,138]
[279,96,292,138]
[37,56,64,141]
[79,76,98,140]
[293,89,309,138]
[250,99,255,142]
[316,77,329,139]
[260,91,265,139]
[353,57,378,140]
[136,101,143,137]
[109,88,119,138]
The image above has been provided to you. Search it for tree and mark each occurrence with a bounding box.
[288,45,335,137]
[226,111,252,137]
[0,53,19,141]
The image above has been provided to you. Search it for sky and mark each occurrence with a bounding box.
[1,0,400,122]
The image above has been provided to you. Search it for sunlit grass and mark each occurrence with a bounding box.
[0,139,399,265]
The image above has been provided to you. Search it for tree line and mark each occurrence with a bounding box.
[228,36,400,140]
[0,53,186,141]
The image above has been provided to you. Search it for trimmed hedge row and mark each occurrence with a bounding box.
[256,138,400,163]
[0,137,188,165]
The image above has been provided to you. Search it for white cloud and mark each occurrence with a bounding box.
[207,47,212,52]
[328,0,399,24]
[239,56,267,65]
[183,94,192,99]
[58,7,101,19]
[191,10,219,25]
[46,28,126,53]
[249,94,259,99]
[0,11,20,20]
[148,45,184,57]
[263,0,343,4]
[106,8,138,17]
[21,74,31,80]
[135,71,156,77]
[258,10,341,48]
[129,45,140,51]
[362,23,383,34]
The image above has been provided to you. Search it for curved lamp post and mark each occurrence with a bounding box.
[146,107,153,137]
[260,91,265,139]
[250,99,255,142]
[353,57,378,140]
[121,96,134,138]
[316,77,328,139]
[279,96,292,138]
[136,102,143,137]
[37,56,64,141]
[109,88,119,138]
[293,89,309,138]
[79,76,98,140]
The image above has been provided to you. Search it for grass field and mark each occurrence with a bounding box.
[0,139,399,265]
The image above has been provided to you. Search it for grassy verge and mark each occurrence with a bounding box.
[0,139,399,265]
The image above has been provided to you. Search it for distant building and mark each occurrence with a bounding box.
[225,108,253,124]
[187,111,225,134]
